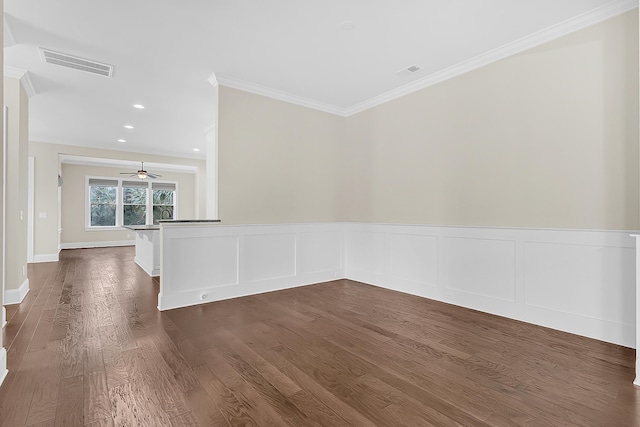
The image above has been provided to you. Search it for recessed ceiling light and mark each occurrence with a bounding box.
[133,104,145,109]
[340,21,355,30]
[117,139,126,143]
[124,125,134,129]
[193,148,200,152]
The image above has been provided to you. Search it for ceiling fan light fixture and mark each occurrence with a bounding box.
[137,171,148,179]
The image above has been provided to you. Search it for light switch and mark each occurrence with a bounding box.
[19,210,23,220]
[39,212,47,219]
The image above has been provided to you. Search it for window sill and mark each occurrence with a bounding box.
[85,226,128,232]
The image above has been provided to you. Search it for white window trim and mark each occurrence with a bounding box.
[85,175,178,230]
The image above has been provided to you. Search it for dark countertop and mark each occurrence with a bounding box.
[124,225,160,231]
[158,219,221,224]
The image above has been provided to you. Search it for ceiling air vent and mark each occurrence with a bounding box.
[39,48,113,78]
[396,65,421,76]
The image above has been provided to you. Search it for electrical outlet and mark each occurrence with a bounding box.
[22,265,26,276]
[19,210,24,220]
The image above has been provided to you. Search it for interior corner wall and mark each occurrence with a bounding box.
[4,77,29,291]
[217,86,346,224]
[345,11,639,231]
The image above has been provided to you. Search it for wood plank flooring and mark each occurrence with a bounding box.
[1,246,639,426]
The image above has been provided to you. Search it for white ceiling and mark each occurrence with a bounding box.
[3,0,636,159]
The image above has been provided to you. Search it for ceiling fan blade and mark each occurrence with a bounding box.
[147,173,162,179]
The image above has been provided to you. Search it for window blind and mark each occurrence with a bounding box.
[88,179,118,187]
[152,183,176,191]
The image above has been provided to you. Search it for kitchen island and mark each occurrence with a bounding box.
[125,225,160,276]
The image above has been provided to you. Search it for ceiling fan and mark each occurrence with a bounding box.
[120,162,162,180]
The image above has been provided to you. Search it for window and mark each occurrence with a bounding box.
[123,181,148,225]
[86,177,177,228]
[89,179,118,226]
[152,183,175,224]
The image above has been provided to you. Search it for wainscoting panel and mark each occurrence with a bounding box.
[389,233,438,287]
[159,222,635,347]
[345,231,386,275]
[345,223,636,347]
[168,236,239,292]
[297,231,343,275]
[159,223,345,311]
[524,241,635,326]
[243,233,296,282]
[444,237,516,302]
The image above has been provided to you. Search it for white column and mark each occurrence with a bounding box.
[206,73,218,220]
[633,234,640,386]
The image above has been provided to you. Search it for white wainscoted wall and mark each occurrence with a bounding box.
[159,222,636,348]
[346,223,636,348]
[159,223,345,311]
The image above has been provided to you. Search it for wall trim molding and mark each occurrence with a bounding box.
[345,223,635,348]
[217,76,348,117]
[159,223,346,311]
[5,278,30,305]
[218,1,637,117]
[60,240,134,250]
[343,0,638,115]
[3,66,36,98]
[1,306,6,329]
[32,253,59,263]
[0,348,7,388]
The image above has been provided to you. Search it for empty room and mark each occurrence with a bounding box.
[1,0,640,425]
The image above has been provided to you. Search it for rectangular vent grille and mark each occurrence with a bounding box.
[40,48,113,77]
[396,65,421,76]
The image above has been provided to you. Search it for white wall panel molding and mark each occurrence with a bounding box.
[0,347,7,388]
[159,223,346,311]
[5,278,29,305]
[160,221,635,347]
[345,223,636,348]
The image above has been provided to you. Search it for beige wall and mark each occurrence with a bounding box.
[61,163,196,245]
[218,86,346,224]
[345,11,639,230]
[29,141,206,257]
[4,77,29,290]
[1,0,5,352]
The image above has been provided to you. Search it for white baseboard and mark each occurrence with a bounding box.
[0,348,7,388]
[5,278,30,305]
[32,253,59,263]
[134,257,159,277]
[1,306,5,328]
[60,240,134,250]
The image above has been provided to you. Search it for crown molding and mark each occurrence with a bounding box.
[343,0,638,116]
[4,66,36,98]
[208,72,218,88]
[216,74,348,117]
[217,0,637,117]
[3,15,16,48]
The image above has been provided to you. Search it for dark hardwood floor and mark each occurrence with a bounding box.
[0,246,639,426]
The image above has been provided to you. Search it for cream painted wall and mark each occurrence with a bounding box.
[61,163,196,245]
[4,77,29,290]
[29,141,206,258]
[1,0,5,353]
[345,11,639,230]
[218,86,346,224]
